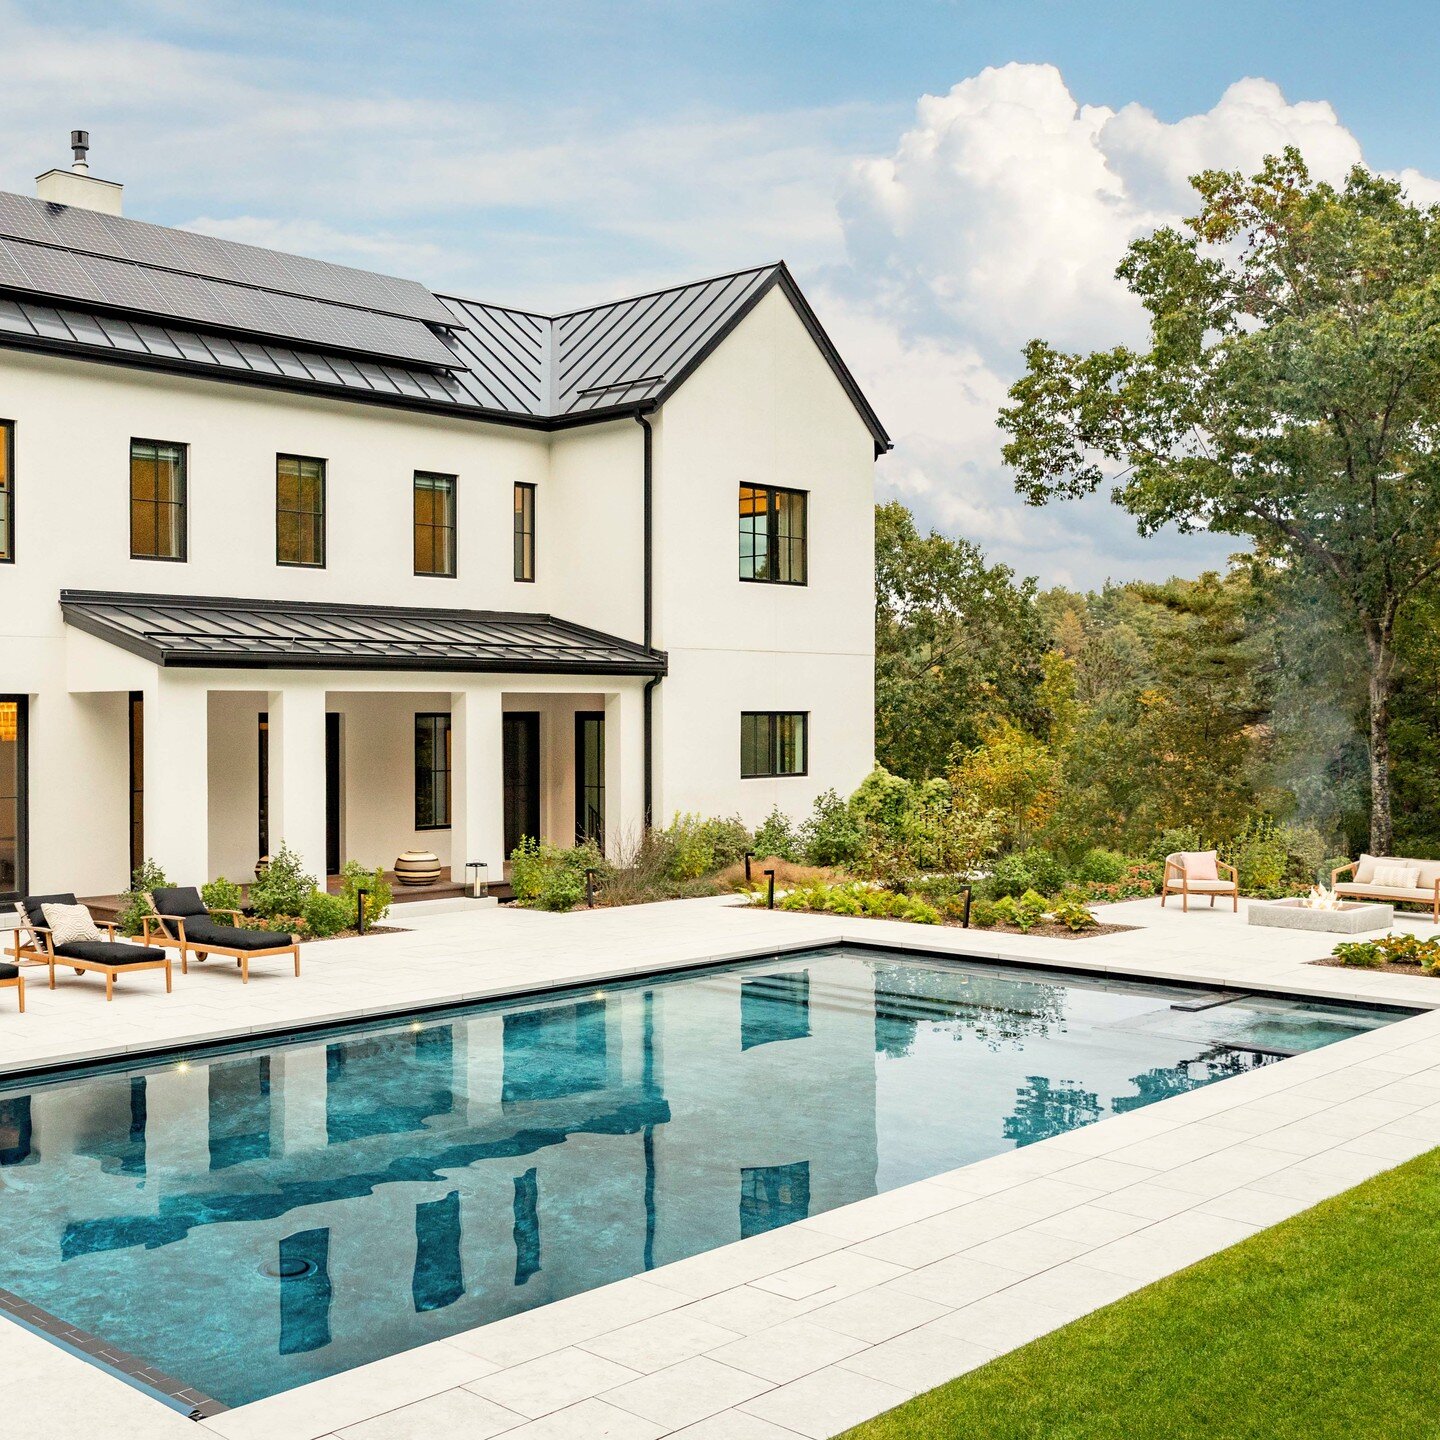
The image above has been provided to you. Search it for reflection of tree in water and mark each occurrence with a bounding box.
[1114,1047,1279,1113]
[1004,1077,1102,1147]
[872,963,1067,1059]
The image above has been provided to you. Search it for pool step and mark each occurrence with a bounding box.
[1170,991,1253,1012]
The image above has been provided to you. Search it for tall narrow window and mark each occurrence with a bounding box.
[257,712,269,860]
[276,455,326,567]
[414,472,457,577]
[415,713,452,829]
[413,1190,464,1311]
[575,711,605,847]
[514,481,535,581]
[0,697,26,902]
[0,420,13,562]
[741,712,808,778]
[128,692,144,883]
[130,439,186,560]
[739,484,807,584]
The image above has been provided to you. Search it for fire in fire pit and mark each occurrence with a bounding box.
[1300,884,1342,911]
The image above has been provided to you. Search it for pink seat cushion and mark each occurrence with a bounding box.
[1179,850,1219,881]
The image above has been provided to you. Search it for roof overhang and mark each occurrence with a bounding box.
[60,590,668,677]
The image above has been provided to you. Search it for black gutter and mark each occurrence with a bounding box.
[635,405,660,828]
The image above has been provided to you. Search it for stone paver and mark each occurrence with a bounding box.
[0,893,1436,1440]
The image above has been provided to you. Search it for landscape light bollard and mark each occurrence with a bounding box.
[962,885,973,929]
[585,868,597,908]
[765,868,776,909]
[744,850,755,883]
[356,887,367,936]
[465,860,489,899]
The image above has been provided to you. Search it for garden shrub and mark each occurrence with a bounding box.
[201,876,245,915]
[302,890,351,937]
[988,848,1068,898]
[773,879,939,924]
[249,842,315,918]
[1223,816,1292,896]
[969,896,999,928]
[118,858,169,936]
[339,861,393,925]
[802,788,865,867]
[510,838,604,912]
[654,812,751,881]
[1335,933,1440,970]
[1074,848,1127,884]
[753,806,803,862]
[1148,827,1204,864]
[1050,896,1098,932]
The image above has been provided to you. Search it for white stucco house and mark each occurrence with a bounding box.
[0,138,887,902]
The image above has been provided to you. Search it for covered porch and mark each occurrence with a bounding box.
[61,591,664,897]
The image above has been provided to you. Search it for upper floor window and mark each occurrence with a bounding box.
[514,482,535,582]
[739,485,807,585]
[0,420,12,563]
[414,472,457,577]
[130,439,187,561]
[741,711,808,778]
[276,455,326,568]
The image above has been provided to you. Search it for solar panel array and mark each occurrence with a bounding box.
[0,191,457,367]
[61,591,668,675]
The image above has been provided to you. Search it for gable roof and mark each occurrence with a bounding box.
[0,189,890,449]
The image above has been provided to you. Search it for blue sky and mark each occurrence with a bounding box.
[5,0,1437,586]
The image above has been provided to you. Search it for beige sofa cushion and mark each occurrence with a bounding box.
[1351,855,1440,889]
[1335,881,1430,902]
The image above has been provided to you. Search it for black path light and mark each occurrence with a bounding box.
[765,868,776,909]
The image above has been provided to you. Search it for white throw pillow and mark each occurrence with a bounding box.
[41,902,103,946]
[1372,864,1421,890]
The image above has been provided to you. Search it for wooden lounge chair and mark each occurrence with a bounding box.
[11,893,171,1000]
[1161,851,1239,913]
[0,959,22,1012]
[143,886,301,983]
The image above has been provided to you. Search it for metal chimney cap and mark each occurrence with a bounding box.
[70,130,90,169]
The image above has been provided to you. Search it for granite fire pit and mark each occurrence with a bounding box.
[1247,898,1393,934]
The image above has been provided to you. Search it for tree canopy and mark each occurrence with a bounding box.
[999,149,1440,849]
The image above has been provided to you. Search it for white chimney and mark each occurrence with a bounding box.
[36,131,123,215]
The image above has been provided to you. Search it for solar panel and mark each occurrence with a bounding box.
[0,191,451,323]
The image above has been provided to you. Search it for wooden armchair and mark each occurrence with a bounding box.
[1161,852,1239,913]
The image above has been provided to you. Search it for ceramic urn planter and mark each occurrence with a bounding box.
[395,850,442,886]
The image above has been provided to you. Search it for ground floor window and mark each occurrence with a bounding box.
[575,711,605,847]
[415,713,452,829]
[740,711,807,778]
[128,692,143,882]
[0,696,27,902]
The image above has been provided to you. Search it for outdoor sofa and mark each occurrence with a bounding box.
[9,893,171,1000]
[143,886,302,983]
[1161,851,1239,912]
[1331,854,1440,921]
[0,959,22,1012]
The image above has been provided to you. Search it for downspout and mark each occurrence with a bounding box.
[635,405,660,828]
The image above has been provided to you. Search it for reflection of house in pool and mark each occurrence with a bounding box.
[0,955,880,1405]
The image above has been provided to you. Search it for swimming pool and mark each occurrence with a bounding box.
[0,945,1405,1411]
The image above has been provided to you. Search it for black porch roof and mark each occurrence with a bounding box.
[60,590,667,676]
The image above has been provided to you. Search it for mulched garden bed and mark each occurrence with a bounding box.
[1311,957,1438,979]
[972,919,1139,940]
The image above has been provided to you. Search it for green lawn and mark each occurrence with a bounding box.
[842,1147,1439,1440]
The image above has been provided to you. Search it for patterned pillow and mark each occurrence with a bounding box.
[40,902,103,947]
[1372,864,1421,890]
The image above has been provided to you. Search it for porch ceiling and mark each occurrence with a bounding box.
[59,589,668,676]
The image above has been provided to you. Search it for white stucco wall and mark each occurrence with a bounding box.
[0,278,877,895]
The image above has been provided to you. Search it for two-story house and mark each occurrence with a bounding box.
[0,138,887,900]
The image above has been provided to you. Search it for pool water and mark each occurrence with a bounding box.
[0,946,1403,1408]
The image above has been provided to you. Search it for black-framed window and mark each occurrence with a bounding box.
[514,482,535,582]
[130,439,186,561]
[575,711,605,847]
[741,711,808,778]
[277,455,326,567]
[414,472,457,577]
[739,484,807,584]
[128,692,143,882]
[415,713,452,829]
[0,420,13,563]
[0,696,27,903]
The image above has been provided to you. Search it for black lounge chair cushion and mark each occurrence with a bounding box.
[54,940,166,966]
[152,886,208,919]
[17,893,79,927]
[0,962,18,980]
[183,918,291,950]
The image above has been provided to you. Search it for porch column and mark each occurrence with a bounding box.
[142,675,209,883]
[605,683,645,858]
[266,685,328,882]
[450,687,505,882]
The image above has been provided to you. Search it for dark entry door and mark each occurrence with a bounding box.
[325,712,342,875]
[503,712,541,856]
[574,711,605,847]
